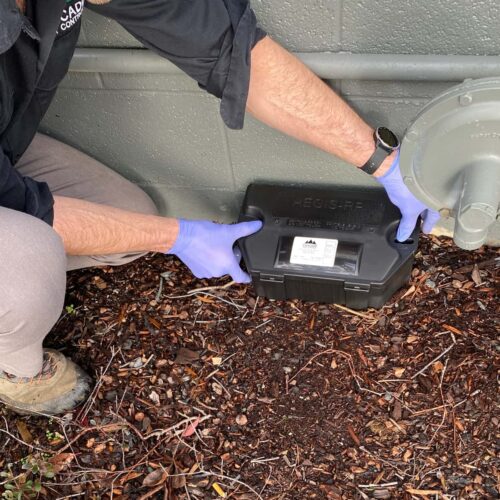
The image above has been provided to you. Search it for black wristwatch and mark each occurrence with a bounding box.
[361,127,400,175]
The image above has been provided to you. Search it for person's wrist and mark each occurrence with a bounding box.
[164,218,183,254]
[373,150,399,179]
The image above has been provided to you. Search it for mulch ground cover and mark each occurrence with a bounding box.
[0,235,498,499]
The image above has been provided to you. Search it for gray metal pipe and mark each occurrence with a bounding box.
[454,160,500,250]
[70,48,500,81]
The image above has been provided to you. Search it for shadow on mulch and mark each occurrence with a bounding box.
[1,235,498,499]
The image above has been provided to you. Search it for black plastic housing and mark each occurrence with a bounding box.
[238,183,419,309]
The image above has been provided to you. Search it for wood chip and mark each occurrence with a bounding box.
[406,488,443,496]
[347,424,361,446]
[391,400,402,421]
[174,347,200,365]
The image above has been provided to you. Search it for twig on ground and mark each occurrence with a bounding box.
[290,349,351,383]
[410,338,456,379]
[56,422,128,454]
[138,484,164,500]
[332,304,374,320]
[187,281,236,294]
[454,257,499,274]
[77,346,120,422]
[155,275,164,302]
[145,415,211,440]
[358,482,399,488]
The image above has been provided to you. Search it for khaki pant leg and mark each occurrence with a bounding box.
[16,133,159,270]
[0,208,66,377]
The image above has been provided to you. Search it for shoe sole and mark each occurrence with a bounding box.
[0,365,93,417]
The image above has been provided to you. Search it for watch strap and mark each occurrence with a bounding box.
[361,146,390,175]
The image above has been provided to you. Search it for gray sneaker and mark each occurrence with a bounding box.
[0,349,92,416]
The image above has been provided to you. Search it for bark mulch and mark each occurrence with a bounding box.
[0,235,498,499]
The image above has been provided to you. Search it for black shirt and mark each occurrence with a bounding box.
[0,0,265,224]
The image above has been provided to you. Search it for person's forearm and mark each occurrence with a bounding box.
[53,196,179,255]
[247,37,395,176]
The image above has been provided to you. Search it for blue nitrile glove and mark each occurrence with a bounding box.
[168,219,262,283]
[376,152,440,241]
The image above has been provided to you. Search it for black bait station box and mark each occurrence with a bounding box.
[238,183,419,309]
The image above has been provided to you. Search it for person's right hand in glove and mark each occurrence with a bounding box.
[168,219,262,283]
[376,153,440,241]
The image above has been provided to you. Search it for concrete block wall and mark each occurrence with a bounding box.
[41,0,500,242]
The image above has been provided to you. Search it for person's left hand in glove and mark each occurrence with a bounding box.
[376,152,440,241]
[168,219,262,283]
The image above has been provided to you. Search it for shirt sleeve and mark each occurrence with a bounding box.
[85,0,267,129]
[0,146,54,224]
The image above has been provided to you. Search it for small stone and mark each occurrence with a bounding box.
[212,383,223,396]
[104,390,117,402]
[283,367,292,374]
[425,279,437,289]
[80,454,93,464]
[235,414,248,426]
[212,357,223,366]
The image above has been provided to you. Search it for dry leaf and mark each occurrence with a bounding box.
[406,335,419,343]
[212,357,223,366]
[49,453,75,473]
[257,397,275,404]
[171,467,186,489]
[182,417,200,438]
[471,265,482,285]
[394,367,406,378]
[142,468,168,487]
[401,285,416,299]
[119,471,143,485]
[16,421,33,444]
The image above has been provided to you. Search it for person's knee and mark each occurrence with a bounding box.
[0,211,66,343]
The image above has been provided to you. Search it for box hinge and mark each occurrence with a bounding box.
[260,273,285,283]
[344,282,370,293]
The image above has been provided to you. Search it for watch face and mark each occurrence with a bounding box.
[377,127,400,149]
